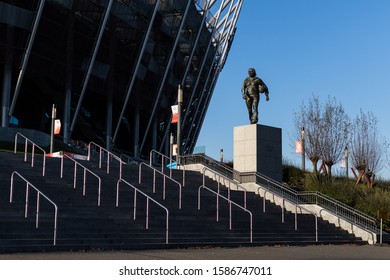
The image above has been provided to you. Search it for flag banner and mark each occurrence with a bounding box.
[295,140,302,154]
[172,144,178,156]
[54,119,61,135]
[171,105,178,123]
[340,159,346,168]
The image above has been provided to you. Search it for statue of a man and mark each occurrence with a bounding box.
[241,68,269,124]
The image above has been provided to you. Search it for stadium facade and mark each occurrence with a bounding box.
[0,0,242,158]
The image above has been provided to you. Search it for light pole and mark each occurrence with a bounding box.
[177,85,183,164]
[301,127,305,173]
[345,145,349,178]
[50,104,56,154]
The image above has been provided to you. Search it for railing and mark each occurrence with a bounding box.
[9,171,58,245]
[198,185,253,242]
[255,173,377,232]
[297,191,377,230]
[182,153,378,234]
[88,142,123,179]
[14,132,46,176]
[60,153,102,206]
[202,166,247,209]
[150,149,186,186]
[259,186,318,241]
[139,162,182,209]
[180,153,234,179]
[116,178,169,244]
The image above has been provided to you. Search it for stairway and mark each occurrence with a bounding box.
[0,150,367,253]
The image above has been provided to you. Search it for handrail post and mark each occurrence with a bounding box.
[31,145,35,167]
[83,168,87,196]
[99,147,102,169]
[60,155,64,178]
[73,162,77,189]
[24,138,28,161]
[24,182,29,218]
[36,193,40,228]
[146,198,149,229]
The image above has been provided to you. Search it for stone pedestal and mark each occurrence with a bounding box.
[233,124,282,182]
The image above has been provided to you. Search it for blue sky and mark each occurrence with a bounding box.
[196,0,390,179]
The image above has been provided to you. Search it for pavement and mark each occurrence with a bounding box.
[1,244,389,260]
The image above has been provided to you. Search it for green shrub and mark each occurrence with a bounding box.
[283,163,390,230]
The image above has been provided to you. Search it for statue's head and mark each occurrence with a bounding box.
[248,68,256,77]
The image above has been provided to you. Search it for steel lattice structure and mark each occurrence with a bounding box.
[0,0,242,158]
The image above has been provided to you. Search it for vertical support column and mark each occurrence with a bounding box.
[2,25,14,127]
[152,119,158,159]
[133,104,140,158]
[63,8,74,144]
[1,64,11,127]
[9,0,46,117]
[106,92,113,150]
[63,82,71,143]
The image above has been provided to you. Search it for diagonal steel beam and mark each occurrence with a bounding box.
[69,0,114,136]
[112,0,162,144]
[8,0,46,117]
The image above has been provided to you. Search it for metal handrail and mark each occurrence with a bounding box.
[139,162,182,209]
[116,178,169,244]
[181,153,234,178]
[150,149,186,186]
[256,173,377,231]
[198,185,253,242]
[14,132,46,176]
[182,153,378,233]
[298,191,377,228]
[60,153,102,206]
[202,166,247,209]
[87,141,123,179]
[319,207,375,242]
[9,171,58,245]
[258,186,318,241]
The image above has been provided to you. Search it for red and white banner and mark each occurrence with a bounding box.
[295,140,302,154]
[171,105,178,123]
[54,119,61,135]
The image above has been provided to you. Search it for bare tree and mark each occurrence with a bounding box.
[320,97,350,177]
[349,110,383,187]
[294,96,323,174]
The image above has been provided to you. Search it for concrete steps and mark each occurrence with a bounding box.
[0,150,368,253]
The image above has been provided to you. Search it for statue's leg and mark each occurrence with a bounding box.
[251,95,259,124]
[245,97,253,122]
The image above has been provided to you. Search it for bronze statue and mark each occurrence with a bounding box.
[241,68,269,124]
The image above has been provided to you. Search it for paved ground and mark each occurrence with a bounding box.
[1,244,389,260]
